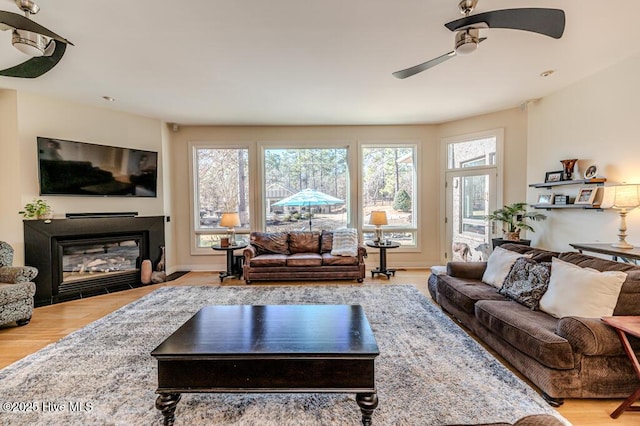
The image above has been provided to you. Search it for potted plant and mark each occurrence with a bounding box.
[485,202,546,246]
[19,198,52,220]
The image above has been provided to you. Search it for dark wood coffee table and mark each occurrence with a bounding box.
[151,304,380,425]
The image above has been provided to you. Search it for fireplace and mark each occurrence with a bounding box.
[24,216,164,306]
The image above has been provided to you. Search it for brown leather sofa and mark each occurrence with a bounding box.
[243,231,366,283]
[430,243,640,406]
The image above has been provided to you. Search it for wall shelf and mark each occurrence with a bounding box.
[528,178,606,189]
[529,178,606,211]
[531,204,603,211]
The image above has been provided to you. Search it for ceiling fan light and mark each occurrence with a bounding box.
[12,29,47,57]
[454,29,479,55]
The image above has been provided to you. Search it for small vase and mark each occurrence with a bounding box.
[141,260,152,284]
[560,159,578,181]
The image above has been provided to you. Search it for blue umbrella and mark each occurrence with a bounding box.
[272,188,344,229]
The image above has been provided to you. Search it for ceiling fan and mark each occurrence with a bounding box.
[392,0,565,79]
[0,0,73,78]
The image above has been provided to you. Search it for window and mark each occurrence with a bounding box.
[448,137,496,170]
[362,145,417,245]
[264,148,348,232]
[193,147,249,248]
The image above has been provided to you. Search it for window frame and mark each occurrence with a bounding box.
[360,141,420,248]
[260,143,352,233]
[188,142,254,255]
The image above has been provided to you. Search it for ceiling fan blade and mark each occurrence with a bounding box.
[0,11,74,45]
[393,51,456,79]
[0,40,66,78]
[445,8,565,39]
[393,37,487,79]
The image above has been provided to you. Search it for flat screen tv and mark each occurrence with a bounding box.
[37,137,158,197]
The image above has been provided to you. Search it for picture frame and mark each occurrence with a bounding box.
[537,193,554,205]
[545,170,564,183]
[584,164,597,179]
[553,195,569,205]
[574,187,598,205]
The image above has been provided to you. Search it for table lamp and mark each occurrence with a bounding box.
[608,185,640,249]
[369,211,388,244]
[219,212,241,246]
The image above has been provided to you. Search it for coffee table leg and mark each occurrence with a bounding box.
[356,392,378,426]
[155,393,181,426]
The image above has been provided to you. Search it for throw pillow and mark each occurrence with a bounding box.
[331,228,359,257]
[482,246,532,288]
[538,258,627,318]
[499,257,551,310]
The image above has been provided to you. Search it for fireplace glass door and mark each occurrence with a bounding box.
[61,236,142,283]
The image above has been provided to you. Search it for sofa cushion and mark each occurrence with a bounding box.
[475,300,575,370]
[250,232,290,255]
[499,257,551,310]
[286,253,322,267]
[288,232,320,254]
[559,251,640,315]
[320,230,333,253]
[437,275,508,315]
[539,258,627,319]
[482,246,532,288]
[322,253,358,266]
[248,254,287,267]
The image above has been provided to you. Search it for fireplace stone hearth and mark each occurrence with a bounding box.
[24,216,165,306]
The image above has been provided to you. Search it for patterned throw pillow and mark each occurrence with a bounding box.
[499,257,552,310]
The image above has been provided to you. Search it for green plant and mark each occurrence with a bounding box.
[485,202,546,235]
[393,189,411,212]
[19,199,52,219]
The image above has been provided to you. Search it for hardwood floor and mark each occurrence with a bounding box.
[1,270,637,425]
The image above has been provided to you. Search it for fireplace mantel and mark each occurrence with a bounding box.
[24,216,165,306]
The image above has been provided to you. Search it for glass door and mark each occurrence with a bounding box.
[442,132,501,262]
[445,170,497,261]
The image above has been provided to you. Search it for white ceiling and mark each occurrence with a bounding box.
[0,0,637,126]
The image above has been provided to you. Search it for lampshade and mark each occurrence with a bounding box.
[219,212,241,228]
[369,211,388,226]
[612,185,640,209]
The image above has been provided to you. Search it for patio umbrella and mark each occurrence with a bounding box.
[272,188,344,230]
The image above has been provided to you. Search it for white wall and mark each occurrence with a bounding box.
[527,53,640,251]
[0,90,167,265]
[0,90,20,249]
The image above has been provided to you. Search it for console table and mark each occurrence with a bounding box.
[601,316,640,419]
[570,243,640,264]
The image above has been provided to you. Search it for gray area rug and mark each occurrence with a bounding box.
[0,284,568,425]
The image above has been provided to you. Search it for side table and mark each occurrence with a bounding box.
[601,316,640,419]
[365,241,400,279]
[211,243,248,282]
